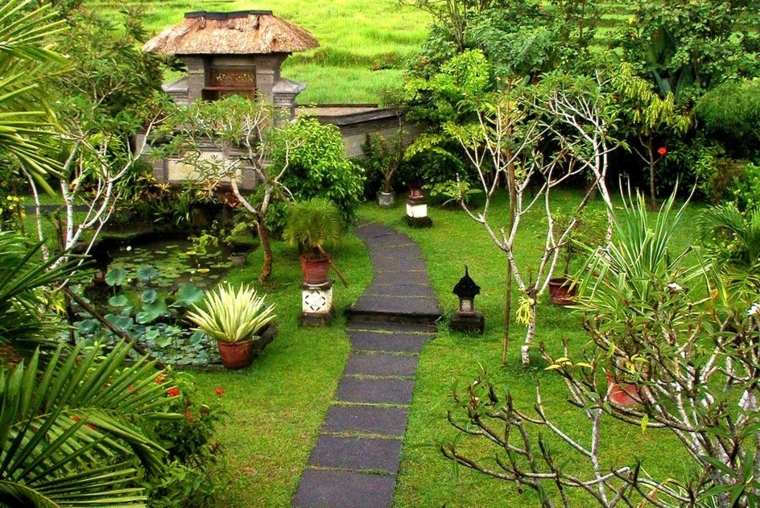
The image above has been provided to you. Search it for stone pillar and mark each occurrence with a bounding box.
[300,281,334,326]
[183,56,207,103]
[273,78,306,126]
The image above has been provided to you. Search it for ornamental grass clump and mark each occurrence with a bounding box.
[187,283,276,344]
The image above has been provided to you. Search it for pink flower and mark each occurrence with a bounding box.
[657,146,668,157]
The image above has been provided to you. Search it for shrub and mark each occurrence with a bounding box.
[275,118,365,223]
[283,198,343,256]
[730,161,760,210]
[696,79,760,149]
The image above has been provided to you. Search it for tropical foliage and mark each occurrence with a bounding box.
[0,342,180,506]
[188,283,276,344]
[283,198,343,256]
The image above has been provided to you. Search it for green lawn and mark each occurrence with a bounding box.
[183,189,704,506]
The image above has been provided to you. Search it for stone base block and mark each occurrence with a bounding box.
[405,216,433,228]
[450,312,485,334]
[300,309,335,327]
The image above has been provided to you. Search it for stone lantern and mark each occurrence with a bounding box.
[405,182,432,228]
[451,266,484,334]
[300,281,334,327]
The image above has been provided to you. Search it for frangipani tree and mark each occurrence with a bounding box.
[158,96,299,282]
[447,74,618,365]
[444,193,760,507]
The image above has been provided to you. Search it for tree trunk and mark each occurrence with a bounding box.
[647,138,657,209]
[521,298,537,366]
[257,221,273,283]
[504,164,517,365]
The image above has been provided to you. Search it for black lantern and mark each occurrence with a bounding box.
[451,266,484,334]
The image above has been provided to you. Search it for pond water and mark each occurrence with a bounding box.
[73,239,240,368]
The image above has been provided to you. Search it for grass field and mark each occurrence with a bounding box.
[182,190,704,507]
[84,1,652,104]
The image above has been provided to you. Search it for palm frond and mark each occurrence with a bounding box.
[0,342,180,507]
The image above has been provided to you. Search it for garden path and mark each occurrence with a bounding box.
[292,223,441,508]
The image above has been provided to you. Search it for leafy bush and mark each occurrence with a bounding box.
[729,162,760,210]
[283,198,343,255]
[696,79,760,148]
[275,118,365,223]
[144,374,227,508]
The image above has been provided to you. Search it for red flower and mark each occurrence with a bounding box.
[166,386,181,398]
[657,146,668,157]
[214,387,225,397]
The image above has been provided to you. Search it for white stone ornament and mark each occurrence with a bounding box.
[406,202,428,219]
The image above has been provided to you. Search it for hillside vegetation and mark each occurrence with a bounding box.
[86,1,659,104]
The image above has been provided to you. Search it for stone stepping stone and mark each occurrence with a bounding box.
[308,436,402,474]
[349,331,431,354]
[345,352,418,377]
[347,320,438,335]
[353,294,440,316]
[370,271,430,285]
[322,405,408,437]
[365,283,436,298]
[336,377,415,405]
[293,469,396,508]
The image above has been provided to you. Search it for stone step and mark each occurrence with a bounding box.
[307,436,402,474]
[336,377,415,405]
[293,470,396,508]
[322,405,408,437]
[349,330,433,354]
[347,319,438,335]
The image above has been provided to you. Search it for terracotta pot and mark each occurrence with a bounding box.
[548,277,577,306]
[217,339,254,370]
[377,191,395,208]
[301,254,331,284]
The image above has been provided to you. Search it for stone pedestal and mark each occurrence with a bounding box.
[405,198,432,228]
[450,312,485,335]
[301,281,335,327]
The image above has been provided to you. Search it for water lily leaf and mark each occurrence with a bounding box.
[137,265,160,283]
[136,299,169,324]
[109,294,130,308]
[157,335,173,348]
[173,283,205,308]
[141,289,158,305]
[76,319,100,336]
[105,267,128,287]
[105,313,134,331]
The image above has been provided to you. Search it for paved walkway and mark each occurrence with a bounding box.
[292,223,441,508]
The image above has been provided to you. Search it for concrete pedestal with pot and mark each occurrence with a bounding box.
[377,191,395,208]
[405,197,432,228]
[301,280,335,327]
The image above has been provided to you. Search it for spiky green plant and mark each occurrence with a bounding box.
[0,0,66,190]
[282,198,343,256]
[0,232,81,350]
[0,341,179,507]
[187,283,276,344]
[576,190,707,336]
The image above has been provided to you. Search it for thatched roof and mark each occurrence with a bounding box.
[144,11,319,56]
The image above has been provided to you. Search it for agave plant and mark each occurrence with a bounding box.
[576,190,708,342]
[187,283,276,343]
[0,341,179,507]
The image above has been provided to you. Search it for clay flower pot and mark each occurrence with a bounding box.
[548,277,577,306]
[300,254,331,285]
[217,339,255,370]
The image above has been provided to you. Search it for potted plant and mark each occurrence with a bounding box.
[549,210,606,306]
[187,283,276,370]
[363,126,406,208]
[283,198,342,285]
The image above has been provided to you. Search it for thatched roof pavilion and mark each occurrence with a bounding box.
[144,10,319,56]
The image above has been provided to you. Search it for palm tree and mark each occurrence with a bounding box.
[0,342,178,507]
[0,0,66,191]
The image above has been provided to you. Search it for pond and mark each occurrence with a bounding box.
[72,239,244,367]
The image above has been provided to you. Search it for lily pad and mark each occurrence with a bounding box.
[108,294,130,308]
[137,265,160,283]
[105,268,128,287]
[174,283,205,308]
[136,299,169,325]
[141,289,159,305]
